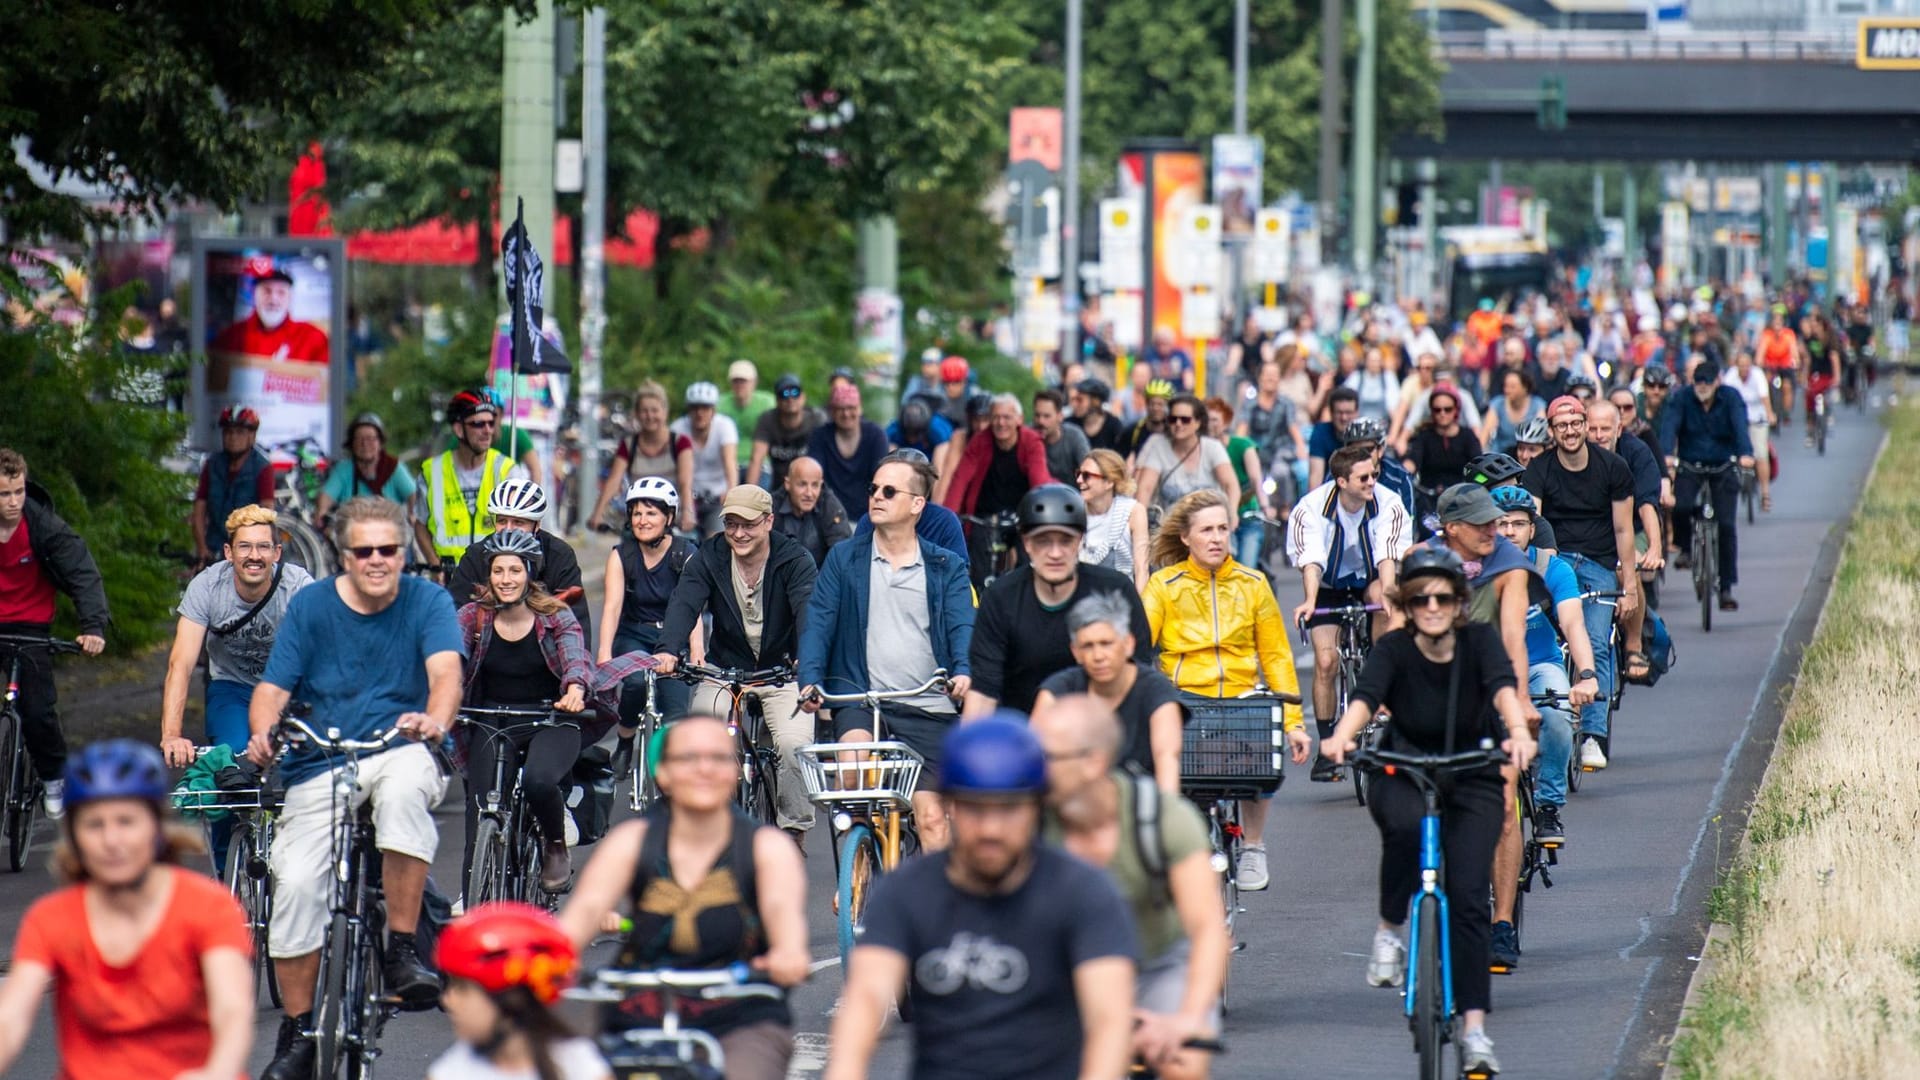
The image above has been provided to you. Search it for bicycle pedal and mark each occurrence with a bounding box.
[1488,963,1515,976]
[1464,1069,1497,1080]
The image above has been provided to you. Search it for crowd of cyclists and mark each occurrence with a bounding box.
[0,271,1884,1079]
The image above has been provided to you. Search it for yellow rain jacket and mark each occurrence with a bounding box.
[1143,555,1305,732]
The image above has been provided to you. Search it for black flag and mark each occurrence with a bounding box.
[502,196,572,374]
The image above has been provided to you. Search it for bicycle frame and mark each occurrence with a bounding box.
[459,704,572,906]
[629,669,666,812]
[672,662,794,823]
[567,963,785,1078]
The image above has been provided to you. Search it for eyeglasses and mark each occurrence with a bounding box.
[722,516,767,535]
[662,751,735,769]
[230,541,278,555]
[1168,414,1199,426]
[1549,420,1586,432]
[347,544,402,560]
[1408,592,1460,610]
[1431,406,1457,416]
[1074,469,1104,483]
[868,483,921,501]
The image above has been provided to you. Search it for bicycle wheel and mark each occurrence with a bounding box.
[274,511,335,577]
[314,912,355,1080]
[226,828,282,1007]
[0,710,32,873]
[836,824,883,968]
[466,817,508,908]
[1568,735,1584,794]
[1700,533,1717,634]
[1411,892,1446,1080]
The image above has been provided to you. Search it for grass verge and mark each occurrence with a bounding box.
[1667,399,1920,1078]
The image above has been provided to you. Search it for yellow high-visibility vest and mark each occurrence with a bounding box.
[423,448,511,560]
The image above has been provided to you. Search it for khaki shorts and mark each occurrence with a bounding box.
[269,742,448,958]
[1136,938,1222,1032]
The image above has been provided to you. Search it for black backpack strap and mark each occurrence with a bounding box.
[729,809,764,959]
[1128,771,1172,908]
[209,560,286,638]
[627,802,673,906]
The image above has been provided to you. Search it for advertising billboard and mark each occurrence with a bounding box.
[191,238,347,451]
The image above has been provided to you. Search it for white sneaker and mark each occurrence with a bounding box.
[1580,739,1609,771]
[41,779,64,819]
[1234,844,1269,891]
[1366,929,1406,987]
[1460,1026,1501,1074]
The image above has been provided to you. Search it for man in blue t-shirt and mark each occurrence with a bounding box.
[246,497,465,1080]
[827,720,1138,1080]
[1307,387,1360,489]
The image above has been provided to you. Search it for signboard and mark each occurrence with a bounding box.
[1099,198,1144,290]
[1170,204,1223,289]
[1143,146,1204,345]
[1252,208,1291,284]
[191,237,347,452]
[1009,107,1064,171]
[1211,135,1263,235]
[1660,201,1690,285]
[1006,159,1058,279]
[1858,18,1920,70]
[1180,289,1219,341]
[1105,290,1143,350]
[1021,289,1062,353]
[1832,205,1859,302]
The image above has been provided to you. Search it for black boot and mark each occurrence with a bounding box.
[382,934,442,1010]
[260,1012,316,1080]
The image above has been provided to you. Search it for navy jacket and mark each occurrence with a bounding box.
[797,531,973,696]
[852,502,968,561]
[1659,386,1752,464]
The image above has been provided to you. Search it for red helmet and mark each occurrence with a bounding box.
[940,355,970,383]
[435,902,578,1004]
[447,388,501,425]
[218,406,260,430]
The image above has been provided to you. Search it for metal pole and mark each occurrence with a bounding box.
[1623,170,1639,269]
[1318,0,1343,267]
[500,0,557,305]
[1419,158,1438,307]
[1233,0,1250,137]
[1063,0,1083,368]
[1351,0,1378,279]
[1766,163,1787,287]
[578,6,605,534]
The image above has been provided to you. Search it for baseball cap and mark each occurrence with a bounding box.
[1436,484,1502,526]
[1692,359,1721,384]
[1074,377,1111,403]
[1545,395,1585,422]
[728,359,757,382]
[774,374,803,398]
[720,485,773,520]
[829,383,861,409]
[254,267,294,286]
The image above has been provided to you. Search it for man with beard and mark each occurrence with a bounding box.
[772,455,850,567]
[1068,377,1125,453]
[826,718,1137,1080]
[747,374,826,489]
[211,265,329,365]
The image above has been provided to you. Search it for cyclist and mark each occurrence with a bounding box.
[597,477,700,730]
[1287,444,1412,781]
[1480,369,1545,457]
[1636,362,1676,442]
[1124,378,1175,462]
[1511,415,1551,469]
[722,360,775,477]
[1465,450,1558,551]
[0,740,252,1078]
[1135,393,1239,515]
[450,478,591,644]
[561,714,811,1080]
[1032,592,1186,790]
[1584,400,1666,682]
[1800,308,1844,446]
[1207,396,1277,570]
[746,374,826,490]
[826,718,1138,1080]
[1144,490,1309,891]
[773,455,852,567]
[651,485,818,844]
[1320,547,1535,1078]
[1340,416,1421,534]
[1520,396,1639,772]
[807,383,892,525]
[247,496,464,1079]
[1236,358,1310,509]
[192,404,275,566]
[1660,359,1754,613]
[1034,388,1092,487]
[965,484,1152,718]
[432,903,611,1080]
[851,446,972,560]
[800,452,973,850]
[1723,347,1775,513]
[1068,377,1126,453]
[439,388,544,493]
[313,411,416,528]
[888,396,958,482]
[1035,694,1226,1080]
[672,382,740,538]
[1565,371,1601,403]
[457,530,596,893]
[944,393,1053,588]
[1402,385,1482,522]
[419,388,526,576]
[593,382,694,533]
[0,447,109,817]
[1076,448,1151,589]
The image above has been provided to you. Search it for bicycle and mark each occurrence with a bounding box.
[275,712,406,1080]
[670,661,795,827]
[1676,460,1734,634]
[1350,741,1509,1080]
[795,672,947,966]
[565,962,786,1080]
[1564,589,1623,781]
[959,509,1020,586]
[174,745,285,1007]
[1737,463,1757,525]
[459,704,576,910]
[1506,691,1576,968]
[626,667,666,813]
[0,634,84,872]
[1810,383,1831,456]
[1299,602,1384,805]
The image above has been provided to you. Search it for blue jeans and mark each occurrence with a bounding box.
[1528,662,1573,807]
[205,679,255,869]
[1560,553,1618,740]
[1234,513,1265,568]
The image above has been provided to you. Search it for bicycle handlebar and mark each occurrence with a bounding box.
[0,634,86,655]
[457,704,561,722]
[277,714,405,754]
[1349,741,1509,776]
[805,670,952,707]
[672,662,795,689]
[1675,459,1738,475]
[1224,687,1303,706]
[564,962,785,1003]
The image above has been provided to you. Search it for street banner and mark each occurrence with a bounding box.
[192,238,346,451]
[1100,198,1144,290]
[1211,135,1264,235]
[1181,289,1219,341]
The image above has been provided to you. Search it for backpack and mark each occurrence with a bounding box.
[1642,608,1678,686]
[1124,769,1173,908]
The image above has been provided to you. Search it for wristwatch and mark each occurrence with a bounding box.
[1578,668,1597,682]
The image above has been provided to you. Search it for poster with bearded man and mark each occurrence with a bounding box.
[196,243,344,449]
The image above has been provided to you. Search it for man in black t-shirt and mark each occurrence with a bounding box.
[747,374,825,488]
[1067,378,1125,453]
[964,485,1154,718]
[1520,395,1639,771]
[826,719,1138,1080]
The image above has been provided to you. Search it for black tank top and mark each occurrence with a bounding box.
[617,536,680,627]
[475,628,559,705]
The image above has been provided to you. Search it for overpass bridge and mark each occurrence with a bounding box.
[1393,30,1920,162]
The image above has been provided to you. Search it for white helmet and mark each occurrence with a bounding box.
[625,476,680,512]
[486,478,549,521]
[684,381,720,407]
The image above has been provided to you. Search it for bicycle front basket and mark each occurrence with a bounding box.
[1178,693,1284,797]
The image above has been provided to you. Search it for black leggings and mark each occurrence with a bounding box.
[462,719,582,881]
[1671,466,1740,589]
[1368,765,1506,1014]
[0,629,64,781]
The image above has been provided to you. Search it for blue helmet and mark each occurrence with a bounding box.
[938,717,1047,798]
[63,739,169,808]
[1488,485,1537,516]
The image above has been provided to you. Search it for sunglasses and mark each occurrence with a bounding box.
[869,482,921,501]
[777,389,803,399]
[1074,469,1104,483]
[1408,592,1461,610]
[464,419,498,430]
[1168,414,1199,426]
[1347,472,1378,483]
[1431,406,1457,415]
[347,544,402,560]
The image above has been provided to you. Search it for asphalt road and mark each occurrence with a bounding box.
[0,401,1883,1078]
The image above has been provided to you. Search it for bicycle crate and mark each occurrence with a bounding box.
[1178,693,1285,797]
[795,741,923,809]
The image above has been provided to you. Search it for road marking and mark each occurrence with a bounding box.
[788,1032,829,1076]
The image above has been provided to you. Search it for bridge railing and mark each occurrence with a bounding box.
[1434,29,1859,63]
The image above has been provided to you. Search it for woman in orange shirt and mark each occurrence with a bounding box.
[0,740,253,1079]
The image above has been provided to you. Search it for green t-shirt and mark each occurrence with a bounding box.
[1225,434,1258,512]
[1046,772,1211,962]
[718,390,775,466]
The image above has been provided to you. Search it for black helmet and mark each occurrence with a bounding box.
[1342,416,1388,446]
[1017,483,1088,536]
[1399,545,1467,594]
[1465,452,1525,488]
[476,528,545,581]
[965,392,994,421]
[1641,364,1674,388]
[900,398,932,435]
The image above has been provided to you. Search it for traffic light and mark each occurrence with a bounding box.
[1538,76,1566,132]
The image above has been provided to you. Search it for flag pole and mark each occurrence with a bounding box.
[508,197,523,476]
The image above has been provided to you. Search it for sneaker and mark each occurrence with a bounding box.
[1719,591,1739,611]
[1532,803,1565,846]
[1460,1026,1502,1075]
[381,935,442,1010]
[1366,929,1406,987]
[1489,921,1520,971]
[41,779,63,819]
[1310,754,1342,782]
[1672,550,1691,570]
[259,1013,316,1080]
[1235,844,1270,891]
[1580,738,1609,771]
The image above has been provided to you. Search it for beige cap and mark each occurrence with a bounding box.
[728,359,757,382]
[720,484,773,520]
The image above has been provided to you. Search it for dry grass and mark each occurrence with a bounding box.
[1671,400,1920,1078]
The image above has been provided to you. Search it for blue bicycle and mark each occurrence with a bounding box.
[1351,741,1508,1080]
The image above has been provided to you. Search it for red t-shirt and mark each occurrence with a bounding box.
[210,315,331,364]
[0,517,56,625]
[12,869,252,1079]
